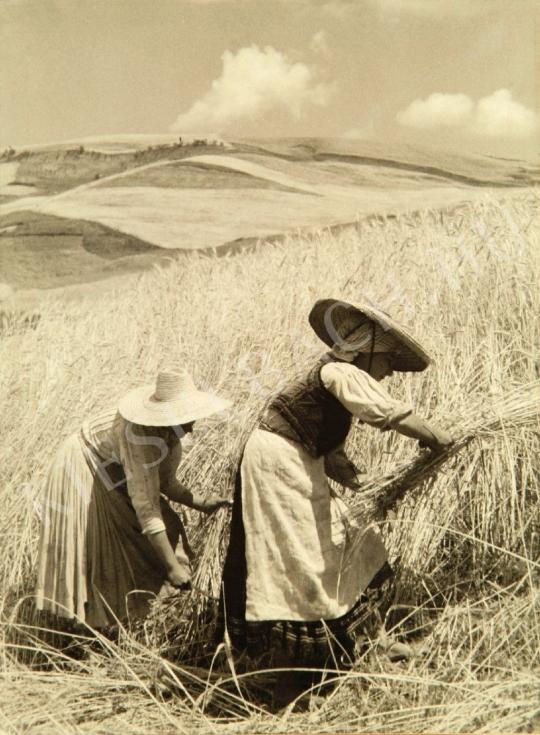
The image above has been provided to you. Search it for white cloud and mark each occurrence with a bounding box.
[396,93,473,129]
[472,89,539,139]
[310,29,330,56]
[396,89,538,139]
[170,45,330,134]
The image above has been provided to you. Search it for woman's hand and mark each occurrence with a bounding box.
[324,446,366,489]
[198,496,233,515]
[147,529,192,590]
[162,482,232,514]
[395,414,455,453]
[343,473,368,491]
[419,428,455,453]
[167,563,191,590]
[431,428,455,452]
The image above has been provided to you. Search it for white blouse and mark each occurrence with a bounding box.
[320,361,412,429]
[81,409,184,536]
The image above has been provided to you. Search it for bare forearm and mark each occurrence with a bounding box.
[146,530,182,572]
[162,479,231,514]
[162,480,205,510]
[147,530,191,588]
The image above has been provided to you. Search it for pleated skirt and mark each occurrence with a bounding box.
[35,431,184,629]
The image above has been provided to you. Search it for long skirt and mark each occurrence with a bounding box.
[218,430,393,668]
[35,431,185,629]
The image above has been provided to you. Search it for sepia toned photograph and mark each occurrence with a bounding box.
[0,0,539,732]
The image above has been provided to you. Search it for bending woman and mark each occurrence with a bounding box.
[219,299,452,676]
[36,369,231,629]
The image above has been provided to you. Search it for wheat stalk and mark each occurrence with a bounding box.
[350,380,540,520]
[1,191,539,731]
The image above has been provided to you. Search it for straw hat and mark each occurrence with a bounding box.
[118,369,231,426]
[308,298,431,372]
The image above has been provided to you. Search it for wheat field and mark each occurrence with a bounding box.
[0,189,539,733]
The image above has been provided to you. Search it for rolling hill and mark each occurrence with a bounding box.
[0,136,538,295]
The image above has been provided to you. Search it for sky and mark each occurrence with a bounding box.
[0,0,538,156]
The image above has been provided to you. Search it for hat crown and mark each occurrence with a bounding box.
[118,368,231,426]
[308,298,431,372]
[153,369,195,402]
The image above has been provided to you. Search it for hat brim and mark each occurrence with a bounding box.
[308,298,431,372]
[118,384,231,426]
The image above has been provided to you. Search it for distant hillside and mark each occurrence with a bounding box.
[0,138,227,197]
[0,211,170,289]
[0,135,537,294]
[2,135,537,200]
[234,137,540,188]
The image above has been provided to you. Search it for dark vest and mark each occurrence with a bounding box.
[259,358,352,458]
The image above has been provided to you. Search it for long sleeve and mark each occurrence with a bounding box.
[116,420,168,535]
[320,361,413,430]
[158,440,183,492]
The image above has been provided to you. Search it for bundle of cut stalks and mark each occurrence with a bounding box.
[146,414,257,660]
[350,379,540,521]
[160,380,539,658]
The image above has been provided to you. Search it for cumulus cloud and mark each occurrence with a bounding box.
[170,45,330,134]
[396,93,473,129]
[472,89,539,138]
[396,89,538,139]
[310,29,330,56]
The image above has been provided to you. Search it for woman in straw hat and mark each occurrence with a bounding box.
[35,369,231,629]
[219,298,452,702]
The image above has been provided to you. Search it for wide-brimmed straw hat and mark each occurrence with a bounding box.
[308,298,431,372]
[118,369,231,426]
